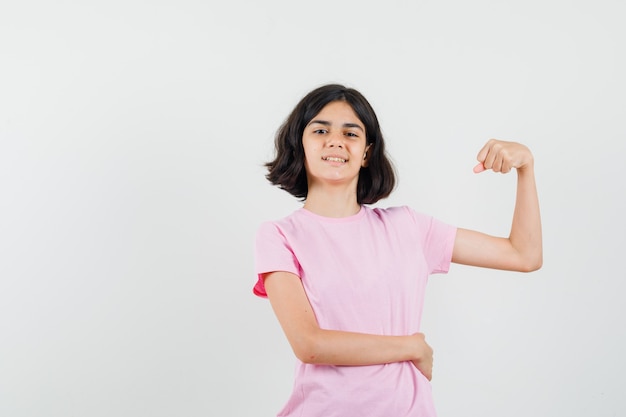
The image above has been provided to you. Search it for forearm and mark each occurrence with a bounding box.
[294,328,426,366]
[509,162,543,271]
[264,271,431,373]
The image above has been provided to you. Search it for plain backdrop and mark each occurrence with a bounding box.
[1,1,624,416]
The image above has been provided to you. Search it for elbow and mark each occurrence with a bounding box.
[291,332,324,364]
[520,261,542,273]
[294,346,322,365]
[294,349,319,364]
[519,253,543,273]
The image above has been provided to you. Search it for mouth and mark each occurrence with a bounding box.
[322,156,347,163]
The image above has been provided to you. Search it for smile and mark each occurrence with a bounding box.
[322,156,347,163]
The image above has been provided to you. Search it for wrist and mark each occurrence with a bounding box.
[409,333,430,362]
[517,157,535,174]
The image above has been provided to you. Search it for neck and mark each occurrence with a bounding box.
[303,185,361,218]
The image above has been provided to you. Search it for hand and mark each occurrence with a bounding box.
[410,333,433,381]
[473,139,534,174]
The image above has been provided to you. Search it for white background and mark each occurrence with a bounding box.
[1,1,624,416]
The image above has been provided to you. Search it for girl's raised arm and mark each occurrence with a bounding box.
[452,139,543,272]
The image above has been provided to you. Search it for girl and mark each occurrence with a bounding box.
[253,84,542,417]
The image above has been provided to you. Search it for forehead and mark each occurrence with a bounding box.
[311,100,362,124]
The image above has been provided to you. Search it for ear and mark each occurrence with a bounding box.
[361,144,372,167]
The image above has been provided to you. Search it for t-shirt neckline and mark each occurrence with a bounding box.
[298,205,366,223]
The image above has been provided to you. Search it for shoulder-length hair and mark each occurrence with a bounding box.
[265,84,396,205]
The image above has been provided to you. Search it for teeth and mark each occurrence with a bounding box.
[324,157,346,163]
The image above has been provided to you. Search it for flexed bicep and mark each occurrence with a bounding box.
[452,228,524,270]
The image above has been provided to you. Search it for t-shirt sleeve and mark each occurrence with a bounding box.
[405,206,457,274]
[253,221,301,298]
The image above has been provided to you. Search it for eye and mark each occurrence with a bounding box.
[313,129,328,134]
[345,131,359,138]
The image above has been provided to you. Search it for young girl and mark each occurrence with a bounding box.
[253,84,542,417]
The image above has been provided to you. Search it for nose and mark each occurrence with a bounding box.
[326,131,344,148]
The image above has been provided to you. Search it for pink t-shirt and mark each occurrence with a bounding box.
[254,205,456,417]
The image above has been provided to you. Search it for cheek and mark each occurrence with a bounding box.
[303,141,321,156]
[302,147,316,167]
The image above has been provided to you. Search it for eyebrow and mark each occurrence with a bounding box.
[308,119,365,132]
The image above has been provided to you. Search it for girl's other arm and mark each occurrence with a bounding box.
[263,271,434,379]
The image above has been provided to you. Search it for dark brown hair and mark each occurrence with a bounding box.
[265,84,396,205]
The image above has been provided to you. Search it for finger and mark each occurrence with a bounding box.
[497,149,514,173]
[476,141,492,164]
[492,154,503,172]
[473,162,486,173]
[483,147,497,171]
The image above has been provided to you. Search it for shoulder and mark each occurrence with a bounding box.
[367,205,432,225]
[367,205,455,241]
[256,209,310,239]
